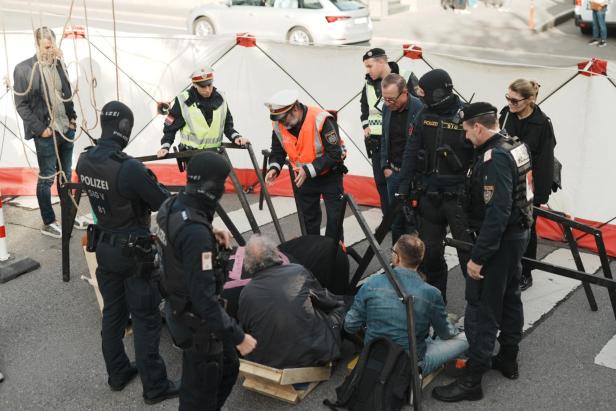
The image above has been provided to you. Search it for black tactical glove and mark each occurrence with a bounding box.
[395,193,417,226]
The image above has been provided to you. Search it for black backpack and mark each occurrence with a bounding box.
[324,337,412,411]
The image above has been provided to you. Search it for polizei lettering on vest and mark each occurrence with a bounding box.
[80,174,110,190]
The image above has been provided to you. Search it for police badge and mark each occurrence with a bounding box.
[325,130,339,145]
[484,185,494,204]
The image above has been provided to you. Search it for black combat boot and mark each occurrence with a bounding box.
[492,345,519,380]
[432,368,483,402]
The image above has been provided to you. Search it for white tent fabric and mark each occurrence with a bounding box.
[1,29,615,224]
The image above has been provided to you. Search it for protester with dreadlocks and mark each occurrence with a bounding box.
[13,27,79,238]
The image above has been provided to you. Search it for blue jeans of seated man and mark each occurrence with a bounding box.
[592,8,608,41]
[420,332,469,375]
[386,170,416,244]
[33,130,74,225]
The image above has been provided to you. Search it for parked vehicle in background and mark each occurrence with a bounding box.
[187,0,372,45]
[574,0,616,34]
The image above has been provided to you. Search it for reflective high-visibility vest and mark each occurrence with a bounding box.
[272,106,332,171]
[177,91,227,149]
[365,81,382,136]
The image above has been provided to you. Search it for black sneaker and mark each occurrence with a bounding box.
[519,275,533,291]
[109,363,138,392]
[598,41,607,48]
[588,39,600,46]
[143,380,180,405]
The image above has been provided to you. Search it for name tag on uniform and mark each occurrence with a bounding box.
[510,145,530,167]
[201,252,213,271]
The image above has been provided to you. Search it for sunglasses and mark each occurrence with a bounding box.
[505,94,528,105]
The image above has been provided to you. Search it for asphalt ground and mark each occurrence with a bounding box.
[1,192,615,410]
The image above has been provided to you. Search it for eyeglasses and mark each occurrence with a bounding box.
[390,247,399,256]
[383,91,404,104]
[505,94,528,105]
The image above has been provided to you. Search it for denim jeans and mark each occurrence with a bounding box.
[385,170,416,244]
[33,131,74,225]
[420,333,469,375]
[593,8,608,41]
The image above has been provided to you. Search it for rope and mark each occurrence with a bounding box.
[111,0,119,100]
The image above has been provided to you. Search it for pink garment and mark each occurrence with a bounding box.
[224,247,290,289]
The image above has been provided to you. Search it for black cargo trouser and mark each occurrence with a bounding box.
[464,231,529,373]
[417,191,472,303]
[95,242,169,399]
[297,172,344,240]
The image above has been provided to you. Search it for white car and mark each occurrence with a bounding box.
[187,0,373,45]
[574,0,616,35]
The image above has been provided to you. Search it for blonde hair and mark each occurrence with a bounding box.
[509,79,540,105]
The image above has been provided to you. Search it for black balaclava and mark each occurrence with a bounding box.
[100,101,134,149]
[418,69,455,109]
[185,152,231,206]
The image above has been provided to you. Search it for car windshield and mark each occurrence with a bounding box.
[329,0,365,11]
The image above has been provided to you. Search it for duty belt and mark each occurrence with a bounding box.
[98,231,153,249]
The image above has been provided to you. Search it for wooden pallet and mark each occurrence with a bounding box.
[239,359,331,404]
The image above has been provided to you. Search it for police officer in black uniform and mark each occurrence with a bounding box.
[156,151,257,411]
[76,101,179,404]
[432,103,532,402]
[397,69,474,302]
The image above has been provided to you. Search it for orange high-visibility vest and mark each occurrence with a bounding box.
[272,106,333,170]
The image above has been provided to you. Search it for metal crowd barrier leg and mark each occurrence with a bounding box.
[563,225,598,311]
[287,164,307,237]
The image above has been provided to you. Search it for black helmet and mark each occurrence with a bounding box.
[418,69,454,109]
[185,152,231,203]
[100,101,134,148]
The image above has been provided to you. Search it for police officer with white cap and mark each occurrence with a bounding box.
[264,89,346,239]
[157,66,249,158]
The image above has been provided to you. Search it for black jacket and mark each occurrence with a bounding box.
[167,193,245,345]
[398,96,464,195]
[470,134,531,265]
[238,263,343,368]
[13,55,76,139]
[360,61,400,131]
[499,105,556,205]
[268,104,344,178]
[380,94,424,170]
[160,87,240,148]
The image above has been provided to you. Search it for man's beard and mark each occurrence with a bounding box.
[38,49,56,65]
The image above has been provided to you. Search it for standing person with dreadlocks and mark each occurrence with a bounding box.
[13,27,79,238]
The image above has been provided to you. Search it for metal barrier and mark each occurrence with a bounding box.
[334,193,422,411]
[445,207,616,323]
[59,144,282,281]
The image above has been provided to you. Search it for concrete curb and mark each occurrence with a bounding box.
[536,8,575,33]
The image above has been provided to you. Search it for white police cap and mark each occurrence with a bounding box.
[265,89,299,121]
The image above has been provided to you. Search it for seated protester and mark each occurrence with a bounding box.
[238,235,346,369]
[344,234,468,375]
[222,234,350,318]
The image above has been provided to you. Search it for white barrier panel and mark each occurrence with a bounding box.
[1,29,615,224]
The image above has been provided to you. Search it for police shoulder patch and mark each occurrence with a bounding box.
[201,251,213,271]
[483,149,492,162]
[484,185,495,204]
[325,130,339,145]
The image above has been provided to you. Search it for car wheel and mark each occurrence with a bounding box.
[580,26,592,35]
[288,27,313,45]
[193,17,215,36]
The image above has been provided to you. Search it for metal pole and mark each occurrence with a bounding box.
[219,148,261,234]
[258,150,269,210]
[215,204,246,246]
[562,226,598,311]
[246,144,285,243]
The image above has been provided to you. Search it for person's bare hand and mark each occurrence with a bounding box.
[294,167,307,188]
[213,228,232,249]
[265,169,278,185]
[157,148,169,158]
[383,168,393,178]
[41,127,53,138]
[236,334,257,356]
[234,136,250,146]
[363,127,371,138]
[467,260,484,280]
